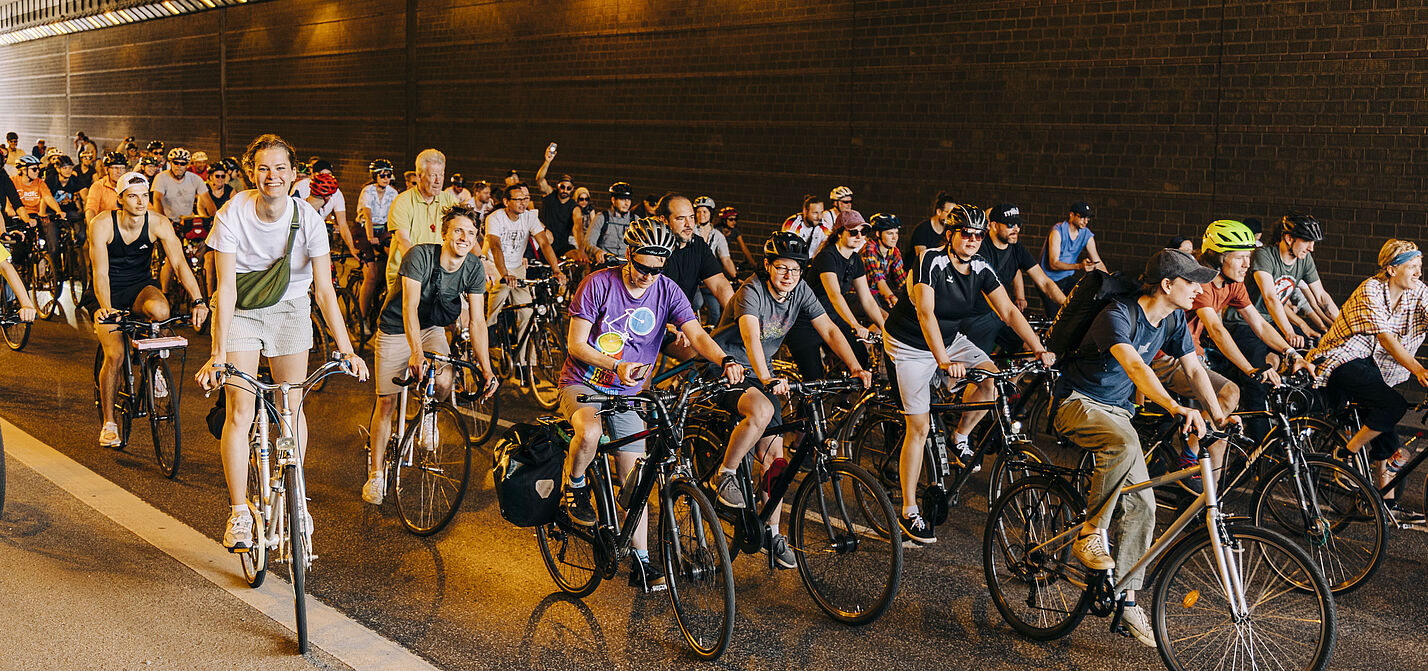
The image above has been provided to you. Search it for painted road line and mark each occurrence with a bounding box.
[1,417,440,671]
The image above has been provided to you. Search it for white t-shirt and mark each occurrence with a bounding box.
[359,183,399,226]
[207,191,331,304]
[442,186,477,208]
[485,208,544,274]
[152,170,205,217]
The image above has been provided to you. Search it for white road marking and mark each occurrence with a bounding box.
[1,417,440,671]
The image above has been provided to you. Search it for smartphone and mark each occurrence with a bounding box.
[629,362,652,380]
[547,142,558,155]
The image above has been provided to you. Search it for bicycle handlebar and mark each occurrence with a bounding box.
[212,352,357,394]
[98,311,190,331]
[392,351,486,388]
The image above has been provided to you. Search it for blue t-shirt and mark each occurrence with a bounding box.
[1057,298,1195,411]
[559,267,697,394]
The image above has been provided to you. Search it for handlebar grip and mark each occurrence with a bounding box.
[577,393,616,404]
[392,375,417,387]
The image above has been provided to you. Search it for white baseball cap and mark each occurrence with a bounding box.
[116,171,149,198]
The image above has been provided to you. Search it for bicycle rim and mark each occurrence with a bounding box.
[849,408,905,501]
[147,358,181,478]
[660,479,735,660]
[529,321,564,410]
[285,466,310,654]
[792,461,902,625]
[2,299,30,350]
[395,404,471,535]
[982,477,1092,640]
[535,521,603,598]
[1154,524,1336,671]
[1254,456,1387,594]
[240,445,270,588]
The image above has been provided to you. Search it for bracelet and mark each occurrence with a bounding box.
[722,355,737,367]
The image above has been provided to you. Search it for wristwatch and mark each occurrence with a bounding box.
[721,355,738,368]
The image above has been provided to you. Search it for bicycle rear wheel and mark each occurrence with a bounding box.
[147,357,181,478]
[30,250,59,320]
[1253,455,1387,594]
[660,479,735,660]
[536,474,603,597]
[848,407,907,498]
[285,465,310,654]
[240,442,270,588]
[394,403,471,535]
[791,461,902,625]
[1,299,30,351]
[1154,524,1336,671]
[450,341,500,445]
[982,476,1093,640]
[528,320,565,410]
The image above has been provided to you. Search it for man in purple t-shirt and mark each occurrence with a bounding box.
[558,218,744,591]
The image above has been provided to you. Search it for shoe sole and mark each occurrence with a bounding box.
[567,513,597,528]
[900,528,937,545]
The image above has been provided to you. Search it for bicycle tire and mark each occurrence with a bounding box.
[450,339,501,445]
[1253,455,1387,594]
[536,471,603,597]
[1153,523,1336,671]
[528,320,564,410]
[285,465,311,654]
[395,403,471,536]
[791,460,903,625]
[240,439,271,588]
[982,476,1093,641]
[114,352,135,449]
[1,298,30,351]
[30,250,58,321]
[661,478,735,660]
[847,405,907,499]
[986,442,1052,507]
[147,357,181,479]
[334,285,364,355]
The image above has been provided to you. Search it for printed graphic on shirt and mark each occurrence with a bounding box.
[586,306,657,387]
[1272,275,1297,302]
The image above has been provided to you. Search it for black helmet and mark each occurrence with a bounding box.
[221,157,241,172]
[763,231,810,265]
[609,181,634,198]
[368,158,394,174]
[101,151,128,167]
[1281,213,1323,242]
[868,212,901,232]
[146,139,164,152]
[138,156,161,168]
[946,203,988,234]
[449,173,465,187]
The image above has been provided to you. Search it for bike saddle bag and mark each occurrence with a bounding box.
[492,420,571,527]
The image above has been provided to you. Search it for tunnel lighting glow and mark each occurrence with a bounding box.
[0,0,258,44]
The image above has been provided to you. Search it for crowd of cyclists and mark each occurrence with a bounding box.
[3,127,1427,661]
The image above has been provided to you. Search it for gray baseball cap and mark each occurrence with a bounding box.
[1144,248,1218,285]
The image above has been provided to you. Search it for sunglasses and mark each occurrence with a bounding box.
[557,184,573,190]
[376,171,393,178]
[576,196,590,202]
[846,227,868,237]
[956,230,985,241]
[211,172,228,178]
[838,199,853,204]
[171,160,188,166]
[630,259,665,276]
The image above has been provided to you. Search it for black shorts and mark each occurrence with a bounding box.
[719,376,786,424]
[81,278,161,312]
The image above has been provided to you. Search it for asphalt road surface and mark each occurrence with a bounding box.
[3,318,1427,670]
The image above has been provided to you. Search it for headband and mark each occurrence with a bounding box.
[1387,249,1422,267]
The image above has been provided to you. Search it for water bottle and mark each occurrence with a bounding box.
[1387,447,1411,476]
[618,458,644,510]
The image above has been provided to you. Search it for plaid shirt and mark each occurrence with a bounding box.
[859,237,905,297]
[1308,277,1428,387]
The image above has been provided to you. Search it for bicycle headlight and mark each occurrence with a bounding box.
[1010,420,1023,434]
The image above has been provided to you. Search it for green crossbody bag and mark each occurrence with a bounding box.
[233,198,301,310]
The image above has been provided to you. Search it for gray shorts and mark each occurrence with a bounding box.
[558,383,647,454]
[884,332,992,415]
[226,294,312,358]
[374,326,451,396]
[1150,355,1235,405]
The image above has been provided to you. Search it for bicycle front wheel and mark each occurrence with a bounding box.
[146,357,181,478]
[528,319,565,410]
[660,479,735,660]
[394,403,471,536]
[1253,455,1387,594]
[986,442,1052,507]
[1154,523,1336,671]
[285,465,310,655]
[240,443,270,588]
[1,298,30,351]
[791,461,902,625]
[982,476,1093,640]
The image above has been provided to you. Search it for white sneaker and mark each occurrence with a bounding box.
[152,370,169,398]
[224,508,254,551]
[1072,530,1116,571]
[98,422,121,448]
[1121,604,1157,648]
[362,472,385,505]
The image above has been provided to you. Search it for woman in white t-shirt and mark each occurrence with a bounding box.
[196,134,370,553]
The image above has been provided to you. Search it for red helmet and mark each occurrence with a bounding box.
[717,206,739,221]
[310,173,339,198]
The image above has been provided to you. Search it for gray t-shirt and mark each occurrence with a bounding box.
[378,243,487,335]
[1227,245,1320,323]
[152,170,205,217]
[711,276,826,368]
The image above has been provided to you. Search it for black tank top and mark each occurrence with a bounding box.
[107,210,153,288]
[210,183,233,211]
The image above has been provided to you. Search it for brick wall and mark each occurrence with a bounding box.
[1,0,1424,297]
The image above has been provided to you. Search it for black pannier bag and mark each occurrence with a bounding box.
[491,420,569,527]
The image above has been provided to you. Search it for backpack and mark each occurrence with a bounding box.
[1042,270,1141,362]
[491,420,570,527]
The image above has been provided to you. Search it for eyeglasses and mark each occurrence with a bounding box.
[1000,221,1021,229]
[769,264,802,276]
[630,259,665,276]
[507,196,532,202]
[956,229,985,241]
[848,227,868,237]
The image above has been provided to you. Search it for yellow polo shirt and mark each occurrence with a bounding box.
[385,188,459,287]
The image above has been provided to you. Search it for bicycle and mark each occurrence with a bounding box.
[983,427,1337,671]
[448,326,501,445]
[1,285,31,351]
[848,357,1061,526]
[370,350,477,535]
[684,372,904,625]
[91,313,189,478]
[534,373,736,660]
[489,260,567,410]
[1302,388,1428,523]
[211,353,358,655]
[162,216,211,325]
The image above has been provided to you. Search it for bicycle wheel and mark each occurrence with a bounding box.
[30,250,59,320]
[987,442,1052,506]
[1289,416,1349,456]
[1153,523,1336,671]
[308,311,334,392]
[240,441,270,588]
[535,474,603,598]
[394,403,471,535]
[848,406,906,497]
[528,320,565,410]
[1,299,30,351]
[284,465,310,654]
[790,461,902,625]
[451,351,501,446]
[660,479,735,660]
[1253,455,1387,594]
[982,476,1093,640]
[334,285,364,355]
[146,357,182,479]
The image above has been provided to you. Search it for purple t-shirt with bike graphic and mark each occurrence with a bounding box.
[559,267,698,394]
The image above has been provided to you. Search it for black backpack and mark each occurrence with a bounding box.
[1042,270,1141,362]
[491,420,570,527]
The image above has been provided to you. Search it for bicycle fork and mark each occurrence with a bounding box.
[1200,453,1252,620]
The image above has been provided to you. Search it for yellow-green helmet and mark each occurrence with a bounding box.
[1202,219,1258,254]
